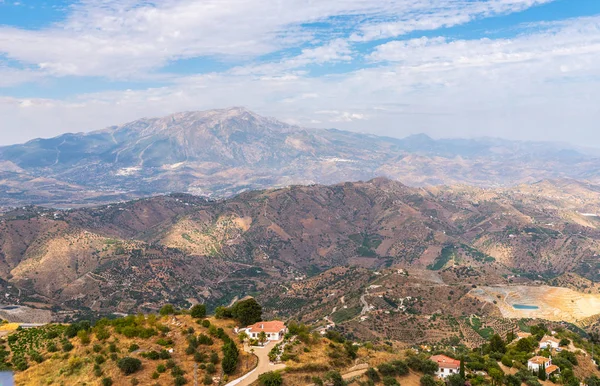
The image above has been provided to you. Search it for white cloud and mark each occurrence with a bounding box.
[2,13,600,147]
[0,0,551,78]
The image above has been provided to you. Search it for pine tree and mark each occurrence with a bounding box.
[459,356,465,378]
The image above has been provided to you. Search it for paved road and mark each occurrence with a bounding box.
[225,341,286,386]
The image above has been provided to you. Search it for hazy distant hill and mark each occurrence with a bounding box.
[1,107,600,207]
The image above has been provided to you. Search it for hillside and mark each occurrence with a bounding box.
[2,108,600,207]
[1,178,600,329]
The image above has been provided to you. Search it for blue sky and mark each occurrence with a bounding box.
[0,0,600,146]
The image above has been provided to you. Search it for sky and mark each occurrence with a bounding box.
[0,0,599,146]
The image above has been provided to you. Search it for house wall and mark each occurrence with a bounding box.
[436,367,459,378]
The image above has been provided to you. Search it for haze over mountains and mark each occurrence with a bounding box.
[1,107,599,207]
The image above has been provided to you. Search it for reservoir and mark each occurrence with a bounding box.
[513,304,539,310]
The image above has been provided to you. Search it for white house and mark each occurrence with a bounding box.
[430,355,460,378]
[528,356,551,372]
[242,321,287,341]
[539,335,560,349]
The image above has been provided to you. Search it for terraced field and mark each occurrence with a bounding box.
[469,285,600,325]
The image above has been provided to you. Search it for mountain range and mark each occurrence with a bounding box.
[2,177,600,327]
[1,107,600,208]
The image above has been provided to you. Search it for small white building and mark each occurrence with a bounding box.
[430,355,460,378]
[528,356,551,372]
[242,321,287,341]
[539,335,560,349]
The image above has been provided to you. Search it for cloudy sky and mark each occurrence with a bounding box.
[0,0,599,146]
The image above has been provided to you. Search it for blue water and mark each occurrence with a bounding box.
[513,304,539,310]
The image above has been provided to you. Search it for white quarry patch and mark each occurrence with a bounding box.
[580,212,599,217]
[116,167,141,176]
[321,157,357,163]
[163,162,185,170]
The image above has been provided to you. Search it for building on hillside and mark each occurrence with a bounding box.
[430,354,460,378]
[528,356,552,372]
[242,321,287,341]
[539,335,560,349]
[545,365,560,377]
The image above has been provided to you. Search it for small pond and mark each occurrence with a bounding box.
[513,304,539,310]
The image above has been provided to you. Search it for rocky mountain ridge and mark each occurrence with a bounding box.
[2,107,600,207]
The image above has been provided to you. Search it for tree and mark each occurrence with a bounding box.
[190,304,206,319]
[258,371,283,386]
[159,304,175,316]
[447,374,465,386]
[222,340,239,374]
[420,374,436,386]
[459,356,465,378]
[258,331,268,346]
[366,368,380,382]
[117,357,142,375]
[232,298,263,326]
[490,334,506,354]
[505,374,521,386]
[238,331,248,343]
[325,370,345,386]
[383,376,400,386]
[559,338,570,347]
[538,363,546,381]
[489,368,504,386]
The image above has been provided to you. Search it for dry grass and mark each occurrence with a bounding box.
[14,316,256,386]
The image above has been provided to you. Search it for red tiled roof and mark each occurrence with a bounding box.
[546,365,559,375]
[430,355,460,369]
[246,321,286,334]
[528,356,551,365]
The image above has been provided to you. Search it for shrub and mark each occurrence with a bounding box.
[258,371,283,386]
[383,377,400,386]
[93,344,103,353]
[206,363,216,374]
[152,372,159,379]
[95,355,106,364]
[174,375,187,386]
[201,320,211,328]
[191,304,207,319]
[101,377,113,386]
[62,341,74,352]
[420,374,436,386]
[118,357,142,375]
[198,334,214,345]
[159,304,175,316]
[203,374,213,385]
[129,343,139,352]
[366,367,380,382]
[156,364,166,373]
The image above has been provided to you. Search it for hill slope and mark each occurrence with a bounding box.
[1,178,600,320]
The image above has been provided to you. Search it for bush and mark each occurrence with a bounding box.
[117,357,142,375]
[258,371,283,386]
[366,367,380,382]
[201,320,211,328]
[420,374,436,386]
[206,363,217,374]
[129,343,139,352]
[101,378,113,386]
[159,304,175,316]
[203,374,213,385]
[62,341,74,352]
[174,375,187,386]
[383,377,400,386]
[157,364,167,373]
[198,334,214,345]
[191,304,207,319]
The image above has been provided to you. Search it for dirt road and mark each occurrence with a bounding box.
[225,341,286,386]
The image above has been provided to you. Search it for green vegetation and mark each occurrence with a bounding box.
[428,245,455,270]
[216,298,262,326]
[349,233,382,257]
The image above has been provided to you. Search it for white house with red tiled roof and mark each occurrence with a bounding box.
[430,354,460,378]
[539,335,560,349]
[242,321,287,341]
[528,356,552,372]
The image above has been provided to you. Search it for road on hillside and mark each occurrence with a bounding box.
[225,341,286,386]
